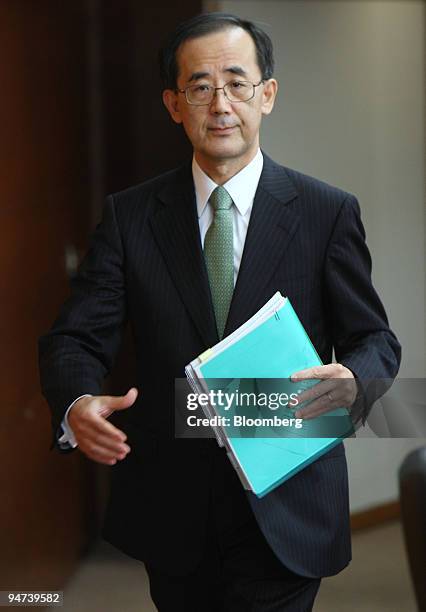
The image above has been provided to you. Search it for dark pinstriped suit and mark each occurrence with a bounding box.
[39,153,401,581]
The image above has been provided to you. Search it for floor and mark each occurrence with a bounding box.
[50,521,417,612]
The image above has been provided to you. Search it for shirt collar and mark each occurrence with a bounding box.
[192,148,264,218]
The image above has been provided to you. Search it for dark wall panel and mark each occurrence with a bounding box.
[98,1,199,196]
[0,0,202,590]
[0,0,92,590]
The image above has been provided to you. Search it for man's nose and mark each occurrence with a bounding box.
[209,88,232,113]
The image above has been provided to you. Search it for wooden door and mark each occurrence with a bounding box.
[0,1,92,590]
[0,0,202,591]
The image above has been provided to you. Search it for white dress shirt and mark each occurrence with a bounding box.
[193,147,263,284]
[59,148,264,448]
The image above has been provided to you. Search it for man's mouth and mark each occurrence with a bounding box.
[208,125,237,134]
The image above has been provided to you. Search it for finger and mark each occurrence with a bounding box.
[291,364,336,381]
[81,442,124,465]
[75,429,128,458]
[293,380,335,406]
[297,379,356,407]
[102,387,138,413]
[295,403,333,420]
[83,431,131,456]
[295,392,338,419]
[81,415,128,443]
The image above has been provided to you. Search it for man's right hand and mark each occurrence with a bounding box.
[68,388,138,465]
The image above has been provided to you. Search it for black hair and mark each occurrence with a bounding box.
[159,12,274,90]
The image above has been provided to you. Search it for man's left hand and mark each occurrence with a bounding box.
[291,364,357,419]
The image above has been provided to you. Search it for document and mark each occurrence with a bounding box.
[185,292,353,497]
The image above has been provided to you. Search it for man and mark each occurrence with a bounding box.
[39,12,401,612]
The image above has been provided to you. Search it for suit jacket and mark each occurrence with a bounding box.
[38,153,401,578]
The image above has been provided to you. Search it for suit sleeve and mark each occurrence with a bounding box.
[324,195,401,424]
[38,195,127,451]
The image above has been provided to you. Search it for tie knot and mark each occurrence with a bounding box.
[209,186,233,211]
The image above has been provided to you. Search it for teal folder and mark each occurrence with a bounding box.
[185,293,353,497]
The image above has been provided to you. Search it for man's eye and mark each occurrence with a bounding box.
[230,81,246,89]
[194,84,210,92]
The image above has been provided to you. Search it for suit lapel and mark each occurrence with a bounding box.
[149,164,219,348]
[149,155,300,348]
[224,154,300,336]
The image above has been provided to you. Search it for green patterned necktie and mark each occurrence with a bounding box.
[204,185,234,339]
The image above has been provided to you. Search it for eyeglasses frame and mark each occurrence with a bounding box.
[175,78,265,106]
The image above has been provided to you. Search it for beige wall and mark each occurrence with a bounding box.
[214,0,426,511]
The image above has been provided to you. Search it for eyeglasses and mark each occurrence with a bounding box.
[176,79,264,106]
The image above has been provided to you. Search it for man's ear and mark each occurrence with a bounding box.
[162,89,183,124]
[261,79,278,116]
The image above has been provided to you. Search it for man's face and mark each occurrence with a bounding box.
[163,27,277,171]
